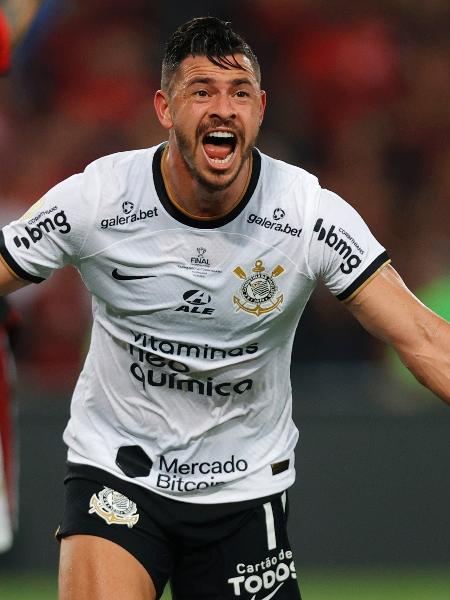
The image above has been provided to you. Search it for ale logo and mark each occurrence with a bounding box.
[175,289,215,315]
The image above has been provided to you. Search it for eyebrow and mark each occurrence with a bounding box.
[186,77,254,87]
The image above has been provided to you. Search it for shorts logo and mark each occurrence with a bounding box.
[233,260,284,317]
[228,549,296,598]
[89,487,139,528]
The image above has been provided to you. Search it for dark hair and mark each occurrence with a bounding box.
[161,16,260,91]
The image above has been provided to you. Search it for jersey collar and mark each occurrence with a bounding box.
[152,143,261,229]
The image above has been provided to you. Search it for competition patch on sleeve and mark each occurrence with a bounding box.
[19,198,45,222]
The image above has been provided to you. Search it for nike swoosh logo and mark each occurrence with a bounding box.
[111,268,156,281]
[251,582,284,600]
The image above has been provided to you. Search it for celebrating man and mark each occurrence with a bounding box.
[0,16,448,600]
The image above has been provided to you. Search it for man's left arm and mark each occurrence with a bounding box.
[345,264,450,404]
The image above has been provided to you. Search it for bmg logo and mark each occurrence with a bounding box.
[313,218,362,274]
[14,210,71,249]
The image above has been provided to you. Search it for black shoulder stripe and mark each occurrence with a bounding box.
[337,251,390,301]
[0,230,45,284]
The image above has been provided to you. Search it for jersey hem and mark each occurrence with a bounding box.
[65,456,296,504]
[337,251,390,301]
[0,230,45,284]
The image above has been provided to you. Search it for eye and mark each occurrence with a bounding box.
[194,89,209,97]
[235,90,250,98]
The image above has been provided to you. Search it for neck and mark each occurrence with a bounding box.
[161,142,252,220]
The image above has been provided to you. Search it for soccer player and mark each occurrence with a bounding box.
[0,16,448,600]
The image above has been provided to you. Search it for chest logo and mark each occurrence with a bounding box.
[89,487,140,528]
[233,260,285,317]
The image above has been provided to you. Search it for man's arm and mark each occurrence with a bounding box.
[0,259,28,296]
[345,264,450,404]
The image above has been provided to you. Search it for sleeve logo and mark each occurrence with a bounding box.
[313,218,362,274]
[13,210,71,249]
[233,260,285,317]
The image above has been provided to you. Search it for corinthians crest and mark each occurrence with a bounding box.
[89,487,140,528]
[233,260,285,317]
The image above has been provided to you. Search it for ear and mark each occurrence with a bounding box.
[259,90,267,125]
[154,90,173,129]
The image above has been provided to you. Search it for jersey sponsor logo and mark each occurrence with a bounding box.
[156,455,248,492]
[111,268,156,281]
[13,210,71,249]
[131,331,258,361]
[100,205,158,229]
[129,340,254,398]
[228,549,296,598]
[233,260,285,317]
[313,218,362,274]
[129,350,253,398]
[247,213,302,237]
[88,487,139,528]
[122,201,134,214]
[183,289,211,305]
[175,289,215,315]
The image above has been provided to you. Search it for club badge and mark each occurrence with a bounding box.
[233,260,285,317]
[89,487,140,528]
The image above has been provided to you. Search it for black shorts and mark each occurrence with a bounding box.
[57,463,301,600]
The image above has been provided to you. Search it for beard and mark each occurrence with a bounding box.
[173,121,259,193]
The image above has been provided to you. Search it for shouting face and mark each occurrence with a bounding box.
[155,54,266,192]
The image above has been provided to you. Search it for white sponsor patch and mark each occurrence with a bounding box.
[89,487,139,528]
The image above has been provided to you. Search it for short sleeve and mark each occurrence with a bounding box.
[307,188,390,301]
[0,171,95,283]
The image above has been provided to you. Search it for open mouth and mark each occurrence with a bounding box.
[202,131,237,166]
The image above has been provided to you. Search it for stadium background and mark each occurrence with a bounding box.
[0,0,449,598]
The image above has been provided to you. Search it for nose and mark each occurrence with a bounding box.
[209,93,236,120]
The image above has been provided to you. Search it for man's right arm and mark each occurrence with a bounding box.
[0,259,29,296]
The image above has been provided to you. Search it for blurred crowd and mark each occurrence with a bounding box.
[0,0,448,392]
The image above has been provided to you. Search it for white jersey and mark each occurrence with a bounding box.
[0,144,389,503]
